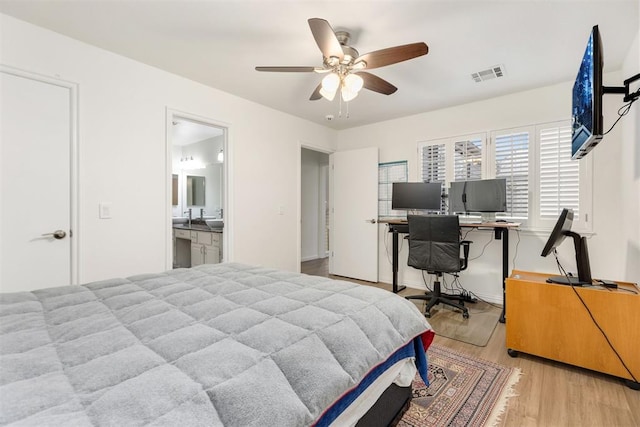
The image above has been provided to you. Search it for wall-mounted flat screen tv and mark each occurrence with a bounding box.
[571,25,604,160]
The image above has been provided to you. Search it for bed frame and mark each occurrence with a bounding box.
[356,384,412,427]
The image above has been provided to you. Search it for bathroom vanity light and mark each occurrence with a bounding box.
[180,156,205,170]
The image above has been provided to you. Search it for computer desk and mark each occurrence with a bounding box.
[384,219,520,323]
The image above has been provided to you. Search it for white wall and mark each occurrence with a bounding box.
[337,72,636,301]
[1,14,337,283]
[620,27,640,281]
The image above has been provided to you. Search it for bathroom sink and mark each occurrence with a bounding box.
[206,219,224,229]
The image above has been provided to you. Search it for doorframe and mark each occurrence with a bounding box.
[0,65,80,284]
[297,143,334,272]
[165,108,232,269]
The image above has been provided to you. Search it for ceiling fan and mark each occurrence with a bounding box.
[255,18,429,102]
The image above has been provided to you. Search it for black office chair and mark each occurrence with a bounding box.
[405,214,472,319]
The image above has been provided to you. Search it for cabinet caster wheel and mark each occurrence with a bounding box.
[624,379,640,390]
[507,348,518,358]
[462,311,469,319]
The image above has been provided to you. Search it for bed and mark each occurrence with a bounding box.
[0,263,434,426]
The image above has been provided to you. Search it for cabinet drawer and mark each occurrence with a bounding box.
[192,231,213,246]
[174,229,190,240]
[211,233,221,247]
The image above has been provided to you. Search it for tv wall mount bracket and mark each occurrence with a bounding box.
[603,72,640,102]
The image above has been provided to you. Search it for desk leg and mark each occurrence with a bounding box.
[392,230,406,293]
[499,228,509,323]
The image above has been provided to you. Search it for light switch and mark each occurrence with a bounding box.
[278,205,284,215]
[99,202,112,219]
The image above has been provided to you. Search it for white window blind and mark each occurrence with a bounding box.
[494,131,529,218]
[420,143,447,213]
[538,124,578,219]
[454,138,482,181]
[378,161,408,218]
[420,143,446,184]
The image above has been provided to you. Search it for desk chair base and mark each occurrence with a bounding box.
[406,279,470,319]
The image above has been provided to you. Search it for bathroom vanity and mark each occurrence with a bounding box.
[173,224,222,268]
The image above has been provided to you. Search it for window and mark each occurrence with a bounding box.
[418,121,592,230]
[419,134,485,214]
[538,124,578,218]
[454,138,482,181]
[378,161,408,218]
[492,129,530,218]
[535,120,591,231]
[419,142,446,213]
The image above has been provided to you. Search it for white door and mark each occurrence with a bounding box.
[0,69,75,292]
[330,147,378,282]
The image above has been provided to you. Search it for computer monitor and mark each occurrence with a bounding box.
[540,208,592,286]
[391,182,442,211]
[448,178,507,214]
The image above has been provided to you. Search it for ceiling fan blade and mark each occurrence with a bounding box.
[308,18,344,61]
[255,66,317,72]
[309,83,323,100]
[359,72,398,95]
[356,42,428,70]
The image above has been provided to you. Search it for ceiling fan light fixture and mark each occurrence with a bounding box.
[321,72,341,92]
[341,87,358,102]
[319,87,337,101]
[343,73,364,93]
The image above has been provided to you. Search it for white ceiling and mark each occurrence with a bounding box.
[1,1,638,130]
[172,118,223,146]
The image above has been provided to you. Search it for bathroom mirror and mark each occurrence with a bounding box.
[172,174,179,206]
[187,175,206,206]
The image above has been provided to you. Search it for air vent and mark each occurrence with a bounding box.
[471,65,506,83]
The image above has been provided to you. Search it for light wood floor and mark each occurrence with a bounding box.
[301,258,640,427]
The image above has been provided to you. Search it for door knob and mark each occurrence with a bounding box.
[366,219,377,224]
[42,230,66,239]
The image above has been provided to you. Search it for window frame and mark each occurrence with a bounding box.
[531,120,593,233]
[418,133,487,217]
[489,125,534,225]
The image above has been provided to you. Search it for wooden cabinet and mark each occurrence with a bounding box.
[173,228,222,267]
[189,230,221,266]
[506,270,640,386]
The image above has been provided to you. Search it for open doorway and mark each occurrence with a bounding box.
[166,110,228,269]
[301,147,330,276]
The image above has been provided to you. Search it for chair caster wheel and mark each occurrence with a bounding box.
[507,348,519,358]
[462,311,469,319]
[425,312,431,318]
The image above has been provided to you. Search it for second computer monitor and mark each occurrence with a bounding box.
[392,182,442,211]
[448,178,507,214]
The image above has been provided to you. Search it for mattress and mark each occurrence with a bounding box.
[0,263,434,426]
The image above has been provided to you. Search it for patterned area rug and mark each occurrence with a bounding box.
[399,344,520,427]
